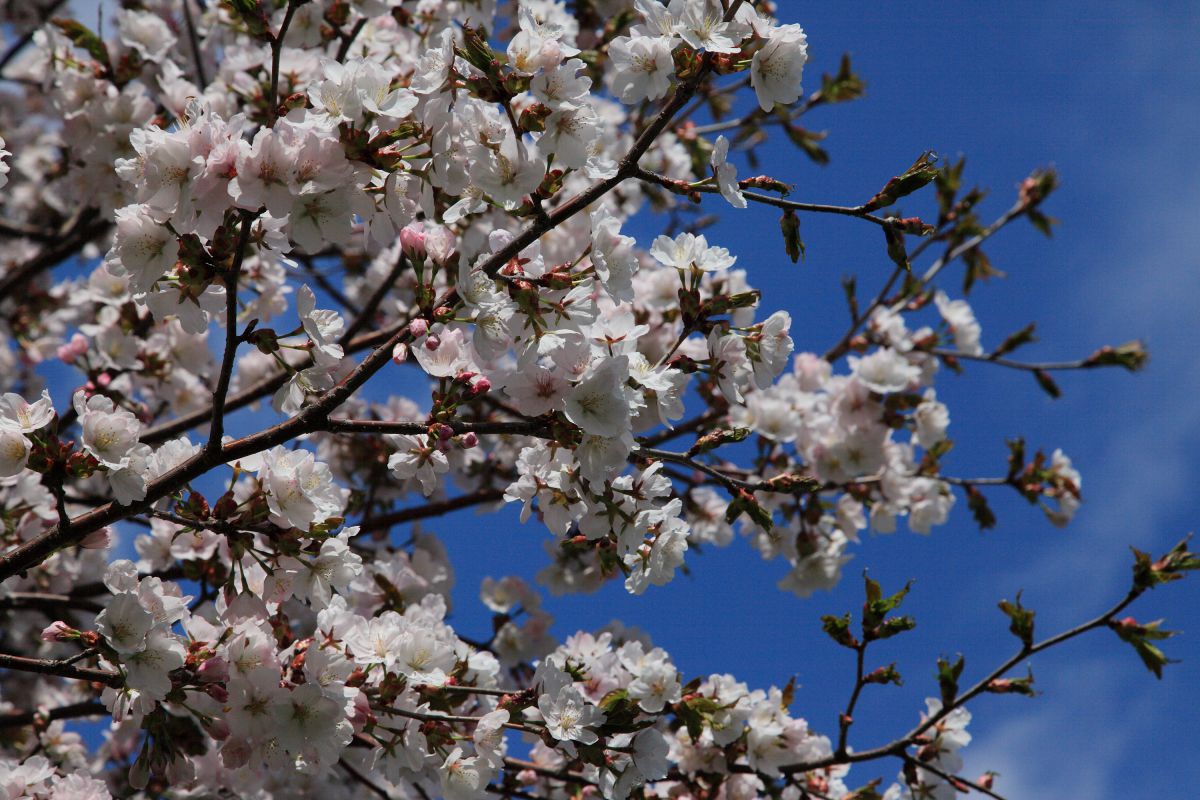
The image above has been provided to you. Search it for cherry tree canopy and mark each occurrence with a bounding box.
[0,1,1192,799]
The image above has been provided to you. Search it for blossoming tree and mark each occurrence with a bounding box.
[0,1,1192,798]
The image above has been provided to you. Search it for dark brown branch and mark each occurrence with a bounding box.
[0,652,121,687]
[825,199,1029,362]
[267,1,300,126]
[340,252,408,343]
[635,167,893,227]
[0,592,104,614]
[0,700,108,729]
[138,320,406,445]
[339,758,390,800]
[335,18,369,63]
[1,3,743,582]
[181,0,208,87]
[0,0,67,77]
[205,211,255,456]
[929,348,1115,373]
[357,487,506,534]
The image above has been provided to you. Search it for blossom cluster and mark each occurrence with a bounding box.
[0,0,1112,797]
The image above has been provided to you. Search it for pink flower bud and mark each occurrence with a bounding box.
[391,343,408,364]
[461,432,478,449]
[41,621,73,642]
[197,656,229,683]
[400,222,426,256]
[57,344,77,364]
[204,715,230,740]
[408,318,429,338]
[204,683,230,704]
[434,423,454,441]
[424,334,441,351]
[79,527,112,550]
[96,373,112,388]
[471,377,492,396]
[454,370,477,384]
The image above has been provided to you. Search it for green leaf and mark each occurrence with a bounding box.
[985,666,1037,696]
[1085,340,1149,372]
[1132,535,1199,591]
[51,18,112,71]
[1109,618,1178,679]
[936,654,965,707]
[882,223,910,273]
[1006,438,1026,481]
[844,779,884,800]
[780,208,804,262]
[841,275,859,320]
[863,151,939,211]
[993,323,1038,358]
[818,54,865,104]
[965,484,997,530]
[873,616,916,640]
[782,124,830,165]
[962,246,1005,294]
[997,592,1035,648]
[863,663,904,687]
[821,613,857,649]
[686,427,751,458]
[862,576,912,631]
[724,489,773,531]
[1026,207,1058,237]
[1033,369,1061,399]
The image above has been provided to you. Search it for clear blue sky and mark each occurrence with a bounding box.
[47,1,1200,795]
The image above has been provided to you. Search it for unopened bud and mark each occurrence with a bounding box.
[205,683,230,704]
[470,376,492,396]
[424,334,441,351]
[57,333,89,364]
[407,318,429,338]
[400,222,426,256]
[197,656,229,683]
[461,432,478,449]
[391,343,408,364]
[41,621,74,642]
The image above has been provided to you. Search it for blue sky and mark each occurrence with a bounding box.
[42,1,1200,795]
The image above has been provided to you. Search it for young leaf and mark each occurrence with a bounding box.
[936,654,965,707]
[1033,369,1061,399]
[965,484,997,530]
[780,208,804,262]
[997,592,1035,648]
[863,151,940,211]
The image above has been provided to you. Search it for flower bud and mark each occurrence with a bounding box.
[41,621,74,642]
[205,683,230,704]
[408,318,429,338]
[96,373,112,388]
[391,343,408,364]
[203,714,230,740]
[461,432,478,449]
[197,656,229,683]
[424,334,441,351]
[470,376,492,396]
[400,222,426,256]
